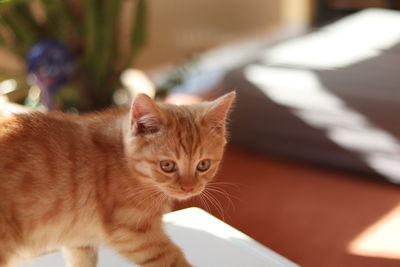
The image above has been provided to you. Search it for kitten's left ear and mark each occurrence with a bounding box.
[204,91,236,130]
[129,93,164,135]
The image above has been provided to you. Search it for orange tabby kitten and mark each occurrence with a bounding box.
[0,92,235,267]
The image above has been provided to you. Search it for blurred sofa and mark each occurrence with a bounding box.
[215,9,400,183]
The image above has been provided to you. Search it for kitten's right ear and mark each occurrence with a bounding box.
[129,94,164,135]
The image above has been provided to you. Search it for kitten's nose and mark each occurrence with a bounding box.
[181,186,194,193]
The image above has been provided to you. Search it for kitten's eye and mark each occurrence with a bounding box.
[197,159,211,172]
[160,160,177,173]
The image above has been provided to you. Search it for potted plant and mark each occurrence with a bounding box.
[0,0,147,112]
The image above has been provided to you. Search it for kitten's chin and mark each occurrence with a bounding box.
[170,194,196,201]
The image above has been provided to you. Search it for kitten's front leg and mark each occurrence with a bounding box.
[62,246,98,267]
[108,223,191,267]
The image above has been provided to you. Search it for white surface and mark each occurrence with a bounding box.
[19,208,298,267]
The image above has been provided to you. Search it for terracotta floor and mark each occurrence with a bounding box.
[176,146,400,267]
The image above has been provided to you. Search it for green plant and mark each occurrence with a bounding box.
[0,0,147,111]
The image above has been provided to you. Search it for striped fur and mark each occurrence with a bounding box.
[0,92,235,267]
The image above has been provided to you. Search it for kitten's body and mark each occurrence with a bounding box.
[0,93,235,267]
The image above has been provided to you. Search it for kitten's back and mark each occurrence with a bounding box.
[0,110,129,260]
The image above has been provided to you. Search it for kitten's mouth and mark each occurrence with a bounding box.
[165,188,203,200]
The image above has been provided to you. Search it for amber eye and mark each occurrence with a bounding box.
[197,159,211,172]
[160,160,177,173]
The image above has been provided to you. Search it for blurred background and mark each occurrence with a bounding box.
[1,0,400,266]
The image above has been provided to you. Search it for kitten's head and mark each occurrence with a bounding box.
[124,92,235,200]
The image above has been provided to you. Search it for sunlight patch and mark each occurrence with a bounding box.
[348,204,400,260]
[261,9,400,69]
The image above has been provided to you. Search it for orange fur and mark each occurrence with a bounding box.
[0,92,235,267]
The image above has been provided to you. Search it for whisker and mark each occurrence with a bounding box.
[202,190,225,221]
[133,188,160,207]
[206,185,242,203]
[206,190,227,221]
[205,187,236,211]
[199,193,212,214]
[206,183,243,204]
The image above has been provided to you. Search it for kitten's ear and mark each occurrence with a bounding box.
[204,91,236,131]
[129,94,164,135]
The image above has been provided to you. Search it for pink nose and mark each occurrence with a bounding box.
[181,186,194,193]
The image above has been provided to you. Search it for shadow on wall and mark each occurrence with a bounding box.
[221,8,400,184]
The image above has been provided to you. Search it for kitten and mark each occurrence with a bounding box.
[0,92,235,267]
